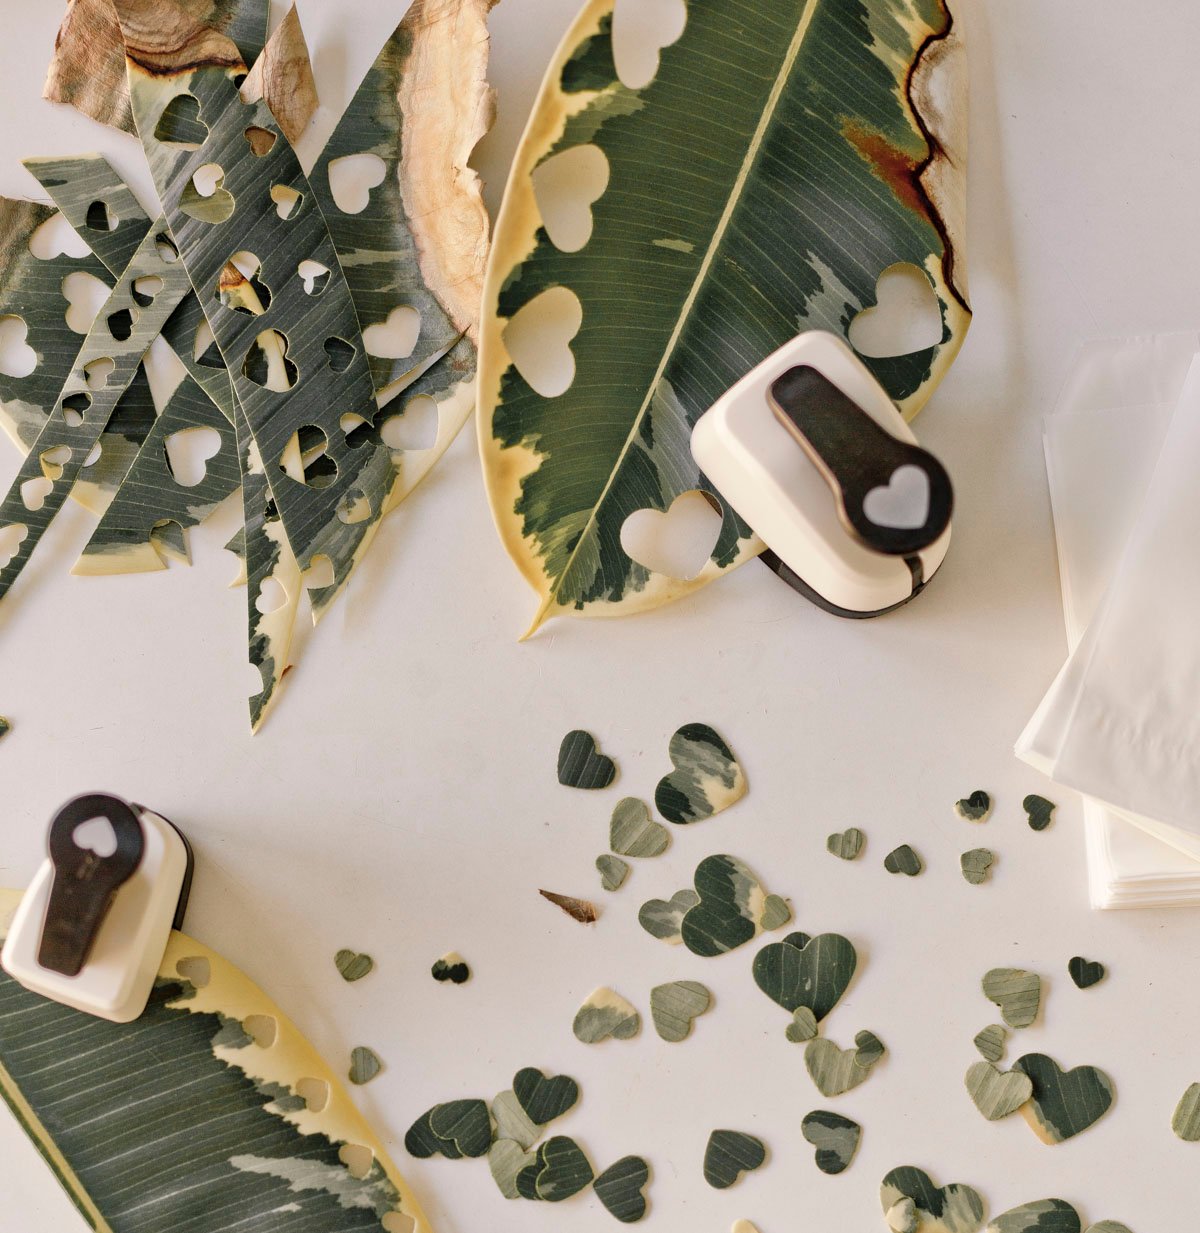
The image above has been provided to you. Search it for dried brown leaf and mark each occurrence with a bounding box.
[239,4,316,144]
[539,890,598,925]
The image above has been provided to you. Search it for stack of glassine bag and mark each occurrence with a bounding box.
[1018,333,1200,908]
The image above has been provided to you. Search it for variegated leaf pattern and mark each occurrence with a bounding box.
[0,888,433,1233]
[479,0,969,632]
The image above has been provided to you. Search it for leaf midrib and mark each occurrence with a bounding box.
[536,0,820,623]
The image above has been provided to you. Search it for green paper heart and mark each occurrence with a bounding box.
[513,1067,579,1125]
[987,1199,1082,1233]
[594,1155,650,1223]
[655,724,746,824]
[429,1099,494,1158]
[973,1025,1007,1063]
[650,981,711,1042]
[702,1129,765,1189]
[597,853,631,891]
[334,949,374,982]
[558,729,616,789]
[884,844,924,876]
[1067,956,1105,989]
[679,854,790,957]
[348,1046,382,1086]
[965,1061,1033,1121]
[610,797,670,857]
[752,931,857,1021]
[1023,794,1056,831]
[826,827,864,860]
[573,987,641,1043]
[801,1109,860,1175]
[1013,1053,1115,1144]
[955,790,992,822]
[805,1038,871,1097]
[637,888,700,944]
[960,849,994,885]
[880,1166,985,1233]
[982,968,1041,1028]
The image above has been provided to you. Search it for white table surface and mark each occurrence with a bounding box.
[2,2,1199,1231]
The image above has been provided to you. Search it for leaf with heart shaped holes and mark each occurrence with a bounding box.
[611,0,688,89]
[513,1067,579,1125]
[179,163,235,224]
[987,1200,1082,1233]
[502,285,582,399]
[620,490,724,583]
[982,968,1041,1029]
[880,1166,986,1233]
[965,1061,1033,1121]
[654,723,745,825]
[1068,956,1105,989]
[637,887,700,944]
[955,790,993,823]
[801,1110,861,1175]
[702,1129,765,1190]
[610,797,669,857]
[1014,1053,1115,1144]
[848,263,944,360]
[863,465,931,531]
[531,144,610,253]
[557,729,616,789]
[593,1155,650,1223]
[752,931,857,1022]
[650,980,711,1042]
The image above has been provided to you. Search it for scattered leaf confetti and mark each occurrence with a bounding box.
[955,791,992,822]
[961,849,995,885]
[597,854,631,891]
[334,949,374,982]
[666,854,791,957]
[752,931,857,1022]
[513,1067,579,1125]
[489,1138,536,1200]
[428,1099,494,1158]
[655,724,746,824]
[520,1134,594,1201]
[1172,1083,1200,1141]
[348,1045,383,1086]
[854,1030,886,1069]
[973,1025,1008,1063]
[610,797,670,857]
[573,987,641,1044]
[1023,794,1057,832]
[805,1038,873,1097]
[593,1155,650,1223]
[540,889,599,924]
[650,981,712,1042]
[786,1006,819,1043]
[637,888,700,944]
[826,827,864,860]
[801,1110,861,1175]
[965,1060,1033,1121]
[431,952,471,984]
[884,845,924,876]
[982,968,1041,1029]
[880,1166,985,1233]
[986,1200,1081,1232]
[1013,1053,1115,1144]
[492,1090,540,1151]
[557,730,616,789]
[1068,956,1105,989]
[703,1130,766,1189]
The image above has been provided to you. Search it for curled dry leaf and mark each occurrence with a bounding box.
[539,889,598,924]
[239,4,317,144]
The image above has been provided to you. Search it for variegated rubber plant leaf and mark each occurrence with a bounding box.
[0,888,434,1233]
[479,0,970,632]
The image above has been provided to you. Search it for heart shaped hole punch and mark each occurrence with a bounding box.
[180,164,235,225]
[72,815,118,858]
[165,426,222,488]
[0,315,37,378]
[85,200,118,233]
[327,153,387,215]
[612,0,688,89]
[217,252,271,315]
[848,262,942,359]
[297,259,330,296]
[503,286,582,398]
[244,125,277,157]
[863,464,931,530]
[0,524,28,568]
[29,212,90,261]
[270,184,304,220]
[20,477,53,512]
[279,425,336,489]
[362,305,421,360]
[531,144,610,253]
[154,92,207,148]
[381,394,438,452]
[62,271,109,334]
[620,490,722,581]
[243,329,297,391]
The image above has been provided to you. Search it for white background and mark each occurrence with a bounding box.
[2,1,1199,1231]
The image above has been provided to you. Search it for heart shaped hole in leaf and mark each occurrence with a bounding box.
[132,275,164,307]
[255,575,290,615]
[150,519,188,565]
[175,956,211,988]
[242,1014,278,1048]
[324,336,356,373]
[61,392,92,427]
[620,489,722,580]
[336,489,371,525]
[303,554,335,591]
[380,394,438,451]
[217,252,271,315]
[61,271,109,334]
[338,1143,374,1180]
[0,315,37,378]
[73,815,118,858]
[362,306,421,360]
[80,441,102,468]
[165,426,222,488]
[154,92,208,147]
[848,262,942,358]
[40,445,71,480]
[83,357,114,389]
[382,1214,416,1233]
[503,286,582,398]
[532,144,610,253]
[20,476,53,512]
[270,184,304,220]
[107,307,139,342]
[193,319,224,369]
[243,329,297,391]
[295,1077,330,1113]
[327,153,387,215]
[279,425,337,488]
[244,125,278,157]
[29,212,90,261]
[0,524,28,568]
[154,233,180,264]
[612,0,688,89]
[340,411,373,448]
[85,200,118,232]
[298,259,330,296]
[180,164,235,225]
